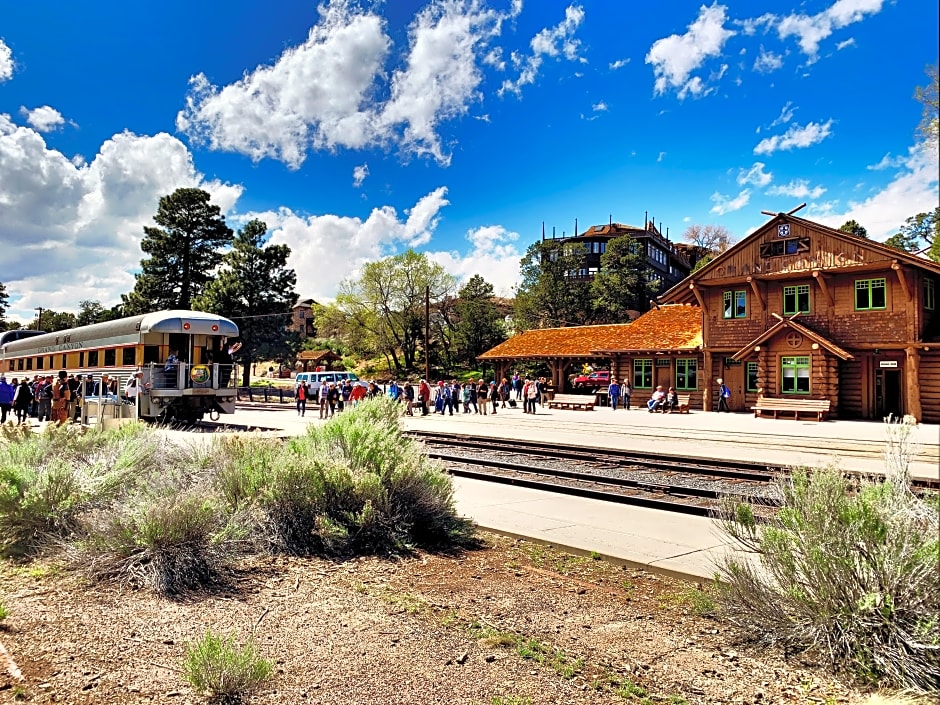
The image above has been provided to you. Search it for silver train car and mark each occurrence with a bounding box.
[1,310,240,423]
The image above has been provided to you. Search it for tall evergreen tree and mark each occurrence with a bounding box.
[839,220,869,239]
[513,240,592,330]
[123,188,233,314]
[591,236,659,322]
[193,219,298,387]
[453,275,506,365]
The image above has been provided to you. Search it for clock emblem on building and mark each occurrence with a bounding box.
[777,223,790,238]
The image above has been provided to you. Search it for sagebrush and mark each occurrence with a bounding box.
[182,630,271,699]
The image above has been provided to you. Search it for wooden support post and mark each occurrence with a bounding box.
[812,269,834,307]
[690,283,708,315]
[747,276,765,312]
[892,262,913,302]
[905,346,922,422]
[703,349,713,412]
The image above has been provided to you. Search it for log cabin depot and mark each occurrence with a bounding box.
[657,213,940,422]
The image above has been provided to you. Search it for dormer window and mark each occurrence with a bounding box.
[723,290,747,319]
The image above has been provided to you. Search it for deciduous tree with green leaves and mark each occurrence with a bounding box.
[591,236,659,322]
[884,208,939,262]
[453,275,506,365]
[334,250,455,375]
[193,219,298,387]
[123,188,233,315]
[513,240,593,331]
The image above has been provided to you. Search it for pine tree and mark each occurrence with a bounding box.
[123,188,233,314]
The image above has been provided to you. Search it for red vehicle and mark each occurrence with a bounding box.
[573,370,610,389]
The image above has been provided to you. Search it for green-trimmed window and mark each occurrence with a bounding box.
[633,359,652,389]
[723,290,747,318]
[783,284,810,315]
[746,362,759,392]
[781,356,810,394]
[925,278,935,311]
[855,278,886,311]
[675,359,697,390]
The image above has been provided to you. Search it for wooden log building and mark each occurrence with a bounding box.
[480,213,940,422]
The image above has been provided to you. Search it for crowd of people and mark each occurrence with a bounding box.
[0,370,143,426]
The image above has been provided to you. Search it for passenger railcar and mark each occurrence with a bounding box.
[1,310,240,423]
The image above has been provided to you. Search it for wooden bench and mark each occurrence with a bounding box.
[752,397,830,421]
[652,393,691,414]
[548,393,595,411]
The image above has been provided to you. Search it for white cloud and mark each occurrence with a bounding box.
[0,39,12,82]
[766,179,826,199]
[737,162,772,187]
[352,163,369,187]
[0,115,242,321]
[426,225,521,296]
[657,151,666,162]
[867,152,906,170]
[710,188,751,215]
[814,143,939,238]
[753,46,783,73]
[498,4,585,97]
[769,101,796,128]
[20,105,67,132]
[646,3,735,99]
[592,101,607,112]
[178,0,514,168]
[754,119,833,155]
[609,58,630,70]
[777,0,884,62]
[836,38,856,50]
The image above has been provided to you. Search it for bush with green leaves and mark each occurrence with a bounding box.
[182,630,271,699]
[715,419,940,690]
[0,598,8,621]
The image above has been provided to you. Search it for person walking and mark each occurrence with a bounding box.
[0,375,14,424]
[476,379,488,415]
[318,381,330,419]
[622,380,633,410]
[607,377,621,411]
[717,378,731,412]
[402,381,415,416]
[295,380,308,416]
[13,379,33,424]
[525,377,539,413]
[418,379,431,416]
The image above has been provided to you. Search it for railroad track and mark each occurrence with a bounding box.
[406,430,939,516]
[406,430,783,517]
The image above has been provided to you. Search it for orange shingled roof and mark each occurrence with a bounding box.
[478,323,633,360]
[592,304,702,352]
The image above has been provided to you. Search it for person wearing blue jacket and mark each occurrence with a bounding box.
[0,375,14,423]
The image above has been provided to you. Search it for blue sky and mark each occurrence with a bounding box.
[1,0,937,324]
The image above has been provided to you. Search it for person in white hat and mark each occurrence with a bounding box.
[717,378,731,412]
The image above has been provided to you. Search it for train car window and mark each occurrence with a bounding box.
[79,351,85,367]
[17,359,23,371]
[49,356,55,370]
[61,354,67,368]
[37,356,44,370]
[123,347,136,365]
[88,350,99,366]
[26,358,33,371]
[104,348,116,366]
[143,346,160,363]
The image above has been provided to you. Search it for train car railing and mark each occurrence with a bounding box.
[145,363,238,391]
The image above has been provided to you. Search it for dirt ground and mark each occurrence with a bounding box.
[0,533,874,705]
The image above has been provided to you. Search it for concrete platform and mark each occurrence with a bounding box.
[196,402,940,580]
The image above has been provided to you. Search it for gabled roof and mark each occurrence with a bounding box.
[297,349,342,362]
[478,323,633,360]
[730,314,853,361]
[592,304,702,353]
[660,212,940,303]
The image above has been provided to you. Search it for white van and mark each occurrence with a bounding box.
[295,371,360,394]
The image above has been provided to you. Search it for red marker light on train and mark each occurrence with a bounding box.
[183,323,191,330]
[211,325,218,331]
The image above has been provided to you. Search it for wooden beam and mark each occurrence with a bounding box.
[812,269,834,307]
[689,283,708,315]
[747,276,765,312]
[891,261,913,302]
[905,346,922,421]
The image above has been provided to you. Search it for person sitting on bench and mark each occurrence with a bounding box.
[647,385,666,412]
[662,387,680,413]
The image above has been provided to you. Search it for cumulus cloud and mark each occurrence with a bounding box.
[737,162,772,187]
[178,0,520,168]
[710,188,751,215]
[19,105,67,132]
[754,119,833,155]
[426,224,521,296]
[776,0,884,62]
[609,58,629,70]
[766,179,826,199]
[645,3,735,99]
[753,46,783,73]
[352,163,369,187]
[498,4,586,97]
[0,39,12,82]
[592,101,607,112]
[813,142,939,238]
[0,115,242,321]
[867,152,906,170]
